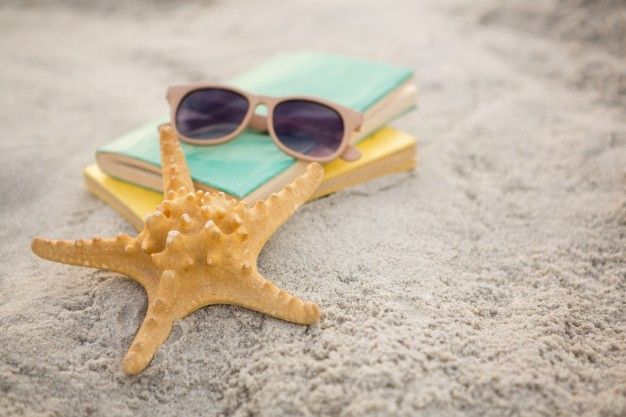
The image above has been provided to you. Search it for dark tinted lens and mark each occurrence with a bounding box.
[176,88,249,140]
[273,100,344,159]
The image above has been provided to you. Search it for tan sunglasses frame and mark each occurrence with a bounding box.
[166,84,364,162]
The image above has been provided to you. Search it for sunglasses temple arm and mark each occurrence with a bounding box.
[340,144,361,161]
[339,114,364,161]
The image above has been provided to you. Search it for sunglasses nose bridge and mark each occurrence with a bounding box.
[247,95,275,132]
[248,101,270,132]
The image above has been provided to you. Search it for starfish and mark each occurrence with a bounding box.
[32,124,323,375]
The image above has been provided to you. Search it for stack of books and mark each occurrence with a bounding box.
[85,52,418,230]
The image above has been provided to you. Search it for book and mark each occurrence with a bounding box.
[85,127,417,231]
[96,52,416,201]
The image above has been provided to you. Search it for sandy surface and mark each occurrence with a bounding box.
[1,0,625,416]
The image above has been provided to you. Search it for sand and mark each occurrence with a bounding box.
[0,0,624,416]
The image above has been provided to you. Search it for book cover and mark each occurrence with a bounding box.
[97,52,414,199]
[87,127,417,230]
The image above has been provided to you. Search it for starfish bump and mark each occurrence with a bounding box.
[32,124,323,375]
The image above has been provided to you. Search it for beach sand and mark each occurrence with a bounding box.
[0,0,624,415]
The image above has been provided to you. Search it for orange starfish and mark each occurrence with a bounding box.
[31,124,323,375]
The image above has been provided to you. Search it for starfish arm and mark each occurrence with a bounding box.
[159,124,195,198]
[122,270,179,375]
[247,163,324,252]
[31,235,158,292]
[216,270,321,325]
[122,303,174,375]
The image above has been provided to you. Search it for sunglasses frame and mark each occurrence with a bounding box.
[166,83,364,162]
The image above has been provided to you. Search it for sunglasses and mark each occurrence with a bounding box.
[166,84,364,162]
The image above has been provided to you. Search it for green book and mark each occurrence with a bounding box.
[96,52,416,200]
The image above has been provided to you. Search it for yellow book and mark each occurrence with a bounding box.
[85,127,417,231]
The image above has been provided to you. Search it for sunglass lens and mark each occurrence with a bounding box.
[176,88,249,140]
[273,100,344,160]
